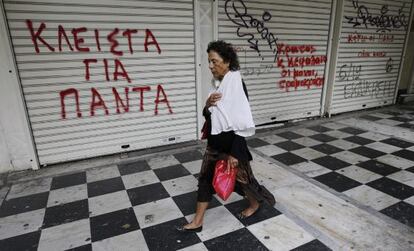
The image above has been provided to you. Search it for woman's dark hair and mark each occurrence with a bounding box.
[207,40,240,71]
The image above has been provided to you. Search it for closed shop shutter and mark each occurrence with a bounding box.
[4,0,197,165]
[330,0,413,114]
[217,0,333,125]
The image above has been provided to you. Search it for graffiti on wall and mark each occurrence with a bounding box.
[25,20,173,119]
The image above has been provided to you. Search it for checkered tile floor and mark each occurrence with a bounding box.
[0,150,331,250]
[250,107,414,229]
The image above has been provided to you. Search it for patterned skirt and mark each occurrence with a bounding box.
[197,147,275,206]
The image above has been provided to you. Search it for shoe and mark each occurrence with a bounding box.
[237,206,260,220]
[176,225,203,233]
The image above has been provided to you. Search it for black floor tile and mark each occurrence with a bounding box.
[66,243,92,251]
[367,177,414,200]
[271,152,307,166]
[398,123,414,130]
[87,177,125,198]
[153,164,191,181]
[338,127,366,135]
[90,207,139,242]
[277,131,303,140]
[42,199,89,228]
[357,160,400,176]
[380,201,414,228]
[311,156,351,170]
[380,138,414,149]
[360,115,382,121]
[314,172,362,192]
[224,199,281,226]
[275,141,306,151]
[51,172,86,190]
[407,166,414,173]
[127,183,169,206]
[308,125,332,133]
[204,228,268,251]
[309,133,337,143]
[291,239,332,251]
[0,230,41,251]
[0,192,49,217]
[246,138,269,148]
[343,135,375,145]
[311,144,343,155]
[392,150,414,161]
[349,146,386,159]
[118,161,150,175]
[388,116,412,123]
[142,217,201,250]
[172,191,221,216]
[382,111,401,116]
[173,150,203,163]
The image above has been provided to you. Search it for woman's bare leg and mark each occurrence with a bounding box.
[241,192,260,217]
[184,202,209,228]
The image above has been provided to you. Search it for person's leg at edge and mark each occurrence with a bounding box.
[183,201,209,229]
[241,190,260,217]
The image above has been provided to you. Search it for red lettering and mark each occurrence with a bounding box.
[83,59,97,81]
[132,86,151,111]
[113,59,131,83]
[103,59,110,81]
[90,88,109,116]
[112,87,129,113]
[154,84,172,115]
[144,29,161,54]
[123,29,138,54]
[94,29,101,51]
[72,27,90,52]
[60,88,82,119]
[25,20,55,53]
[108,28,123,56]
[58,25,73,52]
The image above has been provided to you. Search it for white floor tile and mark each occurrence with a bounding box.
[358,132,390,141]
[322,122,347,130]
[47,184,87,207]
[404,196,414,206]
[370,113,394,119]
[182,160,203,174]
[344,185,400,211]
[214,192,243,205]
[336,166,382,184]
[162,175,198,197]
[364,142,401,154]
[331,151,370,165]
[376,154,414,170]
[255,145,286,156]
[0,209,45,239]
[7,178,52,199]
[378,119,404,126]
[178,242,208,251]
[291,147,326,160]
[38,219,91,251]
[92,230,148,251]
[89,190,132,217]
[86,165,120,183]
[258,134,286,144]
[187,206,244,242]
[327,139,360,150]
[133,198,183,228]
[121,170,160,189]
[387,171,414,188]
[248,215,314,251]
[295,128,319,137]
[147,155,180,169]
[292,137,321,147]
[324,130,353,139]
[290,161,332,178]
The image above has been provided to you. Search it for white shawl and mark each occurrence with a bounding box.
[208,71,255,137]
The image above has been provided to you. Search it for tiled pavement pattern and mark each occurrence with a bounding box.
[0,150,331,250]
[250,107,414,229]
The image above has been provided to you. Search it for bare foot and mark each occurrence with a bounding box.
[183,221,202,229]
[240,204,260,218]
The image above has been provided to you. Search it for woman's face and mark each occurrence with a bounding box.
[208,50,230,80]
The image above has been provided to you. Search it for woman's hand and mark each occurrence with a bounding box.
[206,92,222,108]
[227,155,238,173]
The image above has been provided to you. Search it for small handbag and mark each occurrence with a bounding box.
[212,160,237,201]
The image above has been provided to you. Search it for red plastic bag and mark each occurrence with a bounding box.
[212,160,237,201]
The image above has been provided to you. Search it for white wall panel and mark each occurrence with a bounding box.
[330,0,413,114]
[3,0,197,165]
[218,0,333,125]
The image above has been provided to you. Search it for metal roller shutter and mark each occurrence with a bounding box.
[3,0,197,165]
[330,0,413,114]
[217,0,333,125]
